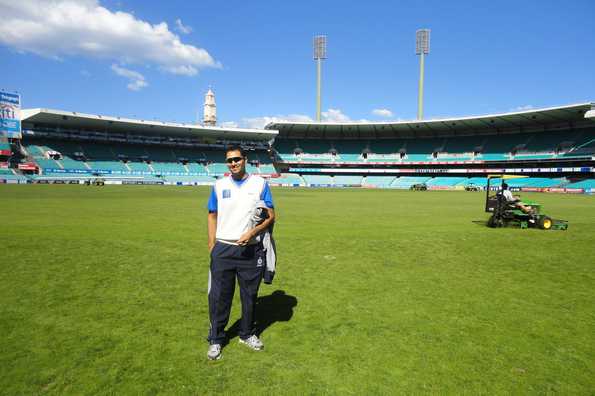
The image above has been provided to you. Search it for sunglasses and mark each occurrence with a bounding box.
[225,156,244,164]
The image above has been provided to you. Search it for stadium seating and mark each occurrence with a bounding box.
[36,158,62,170]
[362,176,396,188]
[460,177,489,187]
[425,177,467,187]
[302,175,333,186]
[245,163,258,173]
[14,125,593,191]
[147,147,177,162]
[0,173,27,181]
[333,175,363,185]
[25,144,52,158]
[60,158,90,171]
[258,164,277,174]
[476,153,509,161]
[511,153,556,160]
[19,137,271,183]
[127,161,152,172]
[116,144,149,158]
[565,179,595,189]
[186,162,208,174]
[80,143,115,159]
[390,177,431,189]
[0,142,12,152]
[434,154,474,162]
[443,136,483,153]
[504,177,564,188]
[87,161,129,172]
[163,175,216,184]
[338,153,362,161]
[150,162,187,174]
[272,128,595,165]
[270,173,305,186]
[207,163,229,174]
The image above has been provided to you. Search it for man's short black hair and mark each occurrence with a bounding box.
[501,182,509,190]
[225,144,247,158]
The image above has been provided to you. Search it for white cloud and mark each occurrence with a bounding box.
[175,18,192,34]
[0,0,220,78]
[161,65,198,76]
[511,105,533,112]
[240,114,314,129]
[321,108,351,123]
[111,64,147,91]
[219,121,239,128]
[372,108,393,118]
[222,108,371,129]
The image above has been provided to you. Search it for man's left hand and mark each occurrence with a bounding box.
[237,230,255,246]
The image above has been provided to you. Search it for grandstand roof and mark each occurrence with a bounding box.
[266,103,595,139]
[21,108,277,140]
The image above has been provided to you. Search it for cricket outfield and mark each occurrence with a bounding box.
[1,185,594,394]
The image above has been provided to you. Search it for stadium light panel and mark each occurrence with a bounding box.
[416,29,430,55]
[313,35,327,59]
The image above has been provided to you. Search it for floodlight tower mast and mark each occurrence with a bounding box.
[313,35,327,122]
[416,29,430,120]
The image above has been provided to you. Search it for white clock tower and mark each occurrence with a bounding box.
[203,88,217,126]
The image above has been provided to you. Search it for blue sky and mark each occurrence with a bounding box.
[1,0,594,128]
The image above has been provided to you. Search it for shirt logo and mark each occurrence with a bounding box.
[257,257,264,267]
[222,189,231,199]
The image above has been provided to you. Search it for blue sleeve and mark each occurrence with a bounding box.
[260,181,274,208]
[207,186,218,212]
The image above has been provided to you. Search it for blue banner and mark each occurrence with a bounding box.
[0,92,21,139]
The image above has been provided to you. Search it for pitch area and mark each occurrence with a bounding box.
[1,185,594,394]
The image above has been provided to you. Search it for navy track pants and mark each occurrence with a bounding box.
[208,241,264,344]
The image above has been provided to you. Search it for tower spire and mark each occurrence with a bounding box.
[203,87,217,126]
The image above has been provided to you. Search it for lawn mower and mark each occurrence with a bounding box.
[465,183,482,192]
[485,175,568,230]
[410,183,427,191]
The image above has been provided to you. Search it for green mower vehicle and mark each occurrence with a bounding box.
[410,183,428,191]
[484,175,568,230]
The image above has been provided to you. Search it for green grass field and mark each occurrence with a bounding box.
[1,185,594,394]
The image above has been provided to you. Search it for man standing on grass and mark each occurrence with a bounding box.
[206,145,275,360]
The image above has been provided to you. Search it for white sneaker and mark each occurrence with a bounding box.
[239,335,264,351]
[207,343,222,360]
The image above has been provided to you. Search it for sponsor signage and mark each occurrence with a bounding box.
[521,187,543,192]
[18,163,37,170]
[289,166,594,175]
[42,167,211,177]
[564,188,584,194]
[284,159,485,165]
[0,92,21,139]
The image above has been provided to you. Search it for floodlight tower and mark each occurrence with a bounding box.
[313,35,327,122]
[416,29,430,120]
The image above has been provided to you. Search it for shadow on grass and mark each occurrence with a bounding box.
[472,220,488,226]
[226,290,298,342]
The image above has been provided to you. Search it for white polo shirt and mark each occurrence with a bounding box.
[207,175,273,242]
[502,189,515,202]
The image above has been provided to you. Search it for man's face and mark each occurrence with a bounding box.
[225,150,246,176]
